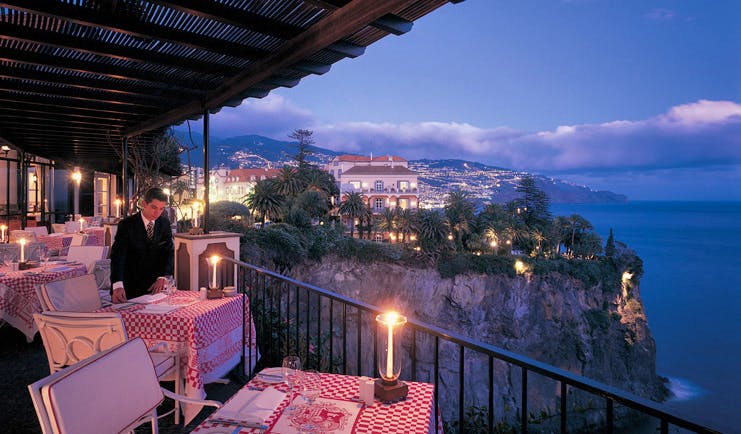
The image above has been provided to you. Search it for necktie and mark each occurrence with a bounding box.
[146,221,154,239]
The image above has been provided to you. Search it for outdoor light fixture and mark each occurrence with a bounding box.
[515,260,526,274]
[114,198,122,218]
[72,167,81,218]
[71,169,81,184]
[375,311,409,402]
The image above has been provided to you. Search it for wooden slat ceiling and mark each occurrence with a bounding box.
[0,0,462,173]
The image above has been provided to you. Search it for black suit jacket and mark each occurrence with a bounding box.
[110,212,174,299]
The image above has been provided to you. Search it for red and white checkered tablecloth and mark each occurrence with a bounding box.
[192,372,442,434]
[37,234,74,256]
[82,228,105,246]
[102,290,259,425]
[0,263,87,341]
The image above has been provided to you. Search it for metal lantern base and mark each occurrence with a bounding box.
[374,379,408,402]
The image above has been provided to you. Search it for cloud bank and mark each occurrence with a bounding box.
[179,98,741,199]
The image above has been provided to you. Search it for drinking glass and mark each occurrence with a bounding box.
[39,249,50,269]
[282,356,302,412]
[299,369,321,405]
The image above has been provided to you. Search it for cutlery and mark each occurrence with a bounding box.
[209,418,268,430]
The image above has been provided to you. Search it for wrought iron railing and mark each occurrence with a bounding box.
[225,257,718,434]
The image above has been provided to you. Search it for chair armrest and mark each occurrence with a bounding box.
[148,342,169,352]
[161,388,222,408]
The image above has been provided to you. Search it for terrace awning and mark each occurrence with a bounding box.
[0,0,462,174]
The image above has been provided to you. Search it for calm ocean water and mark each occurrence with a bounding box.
[551,201,741,433]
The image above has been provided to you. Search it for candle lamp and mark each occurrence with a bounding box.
[374,311,409,402]
[0,224,6,243]
[207,255,223,298]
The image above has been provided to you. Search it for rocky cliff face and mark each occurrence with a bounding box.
[291,257,666,430]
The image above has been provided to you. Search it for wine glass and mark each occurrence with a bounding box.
[299,369,321,405]
[39,248,50,270]
[298,370,321,432]
[282,355,302,412]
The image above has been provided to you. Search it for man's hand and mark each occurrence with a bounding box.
[149,278,166,294]
[112,287,127,304]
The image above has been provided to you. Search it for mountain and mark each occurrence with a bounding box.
[173,131,627,203]
[411,159,627,205]
[173,131,338,168]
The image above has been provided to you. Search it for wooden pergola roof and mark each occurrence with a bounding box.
[0,0,462,173]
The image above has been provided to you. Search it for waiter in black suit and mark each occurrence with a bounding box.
[110,187,174,303]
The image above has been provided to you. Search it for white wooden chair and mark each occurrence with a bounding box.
[10,229,37,243]
[51,223,65,234]
[26,226,49,237]
[66,245,107,272]
[37,274,102,312]
[69,233,87,247]
[28,337,219,434]
[32,313,194,426]
[64,221,81,233]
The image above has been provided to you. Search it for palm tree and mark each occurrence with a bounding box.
[413,209,449,254]
[396,208,416,244]
[550,215,570,257]
[566,214,593,257]
[529,228,546,256]
[295,190,329,218]
[276,166,304,196]
[378,208,397,240]
[244,179,284,226]
[338,192,365,238]
[444,189,474,251]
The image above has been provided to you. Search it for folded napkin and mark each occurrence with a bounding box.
[256,367,284,383]
[214,387,286,424]
[128,293,168,304]
[137,303,179,314]
[47,266,70,272]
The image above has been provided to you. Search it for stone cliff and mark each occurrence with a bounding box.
[291,256,667,430]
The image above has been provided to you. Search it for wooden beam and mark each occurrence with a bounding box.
[0,23,241,77]
[0,46,217,90]
[152,0,304,40]
[302,0,413,35]
[0,102,133,123]
[0,113,127,128]
[0,68,203,100]
[0,95,158,117]
[0,82,167,108]
[127,0,419,136]
[1,0,270,60]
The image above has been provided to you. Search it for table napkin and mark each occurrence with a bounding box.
[129,293,168,304]
[47,265,70,272]
[214,387,286,424]
[137,303,180,314]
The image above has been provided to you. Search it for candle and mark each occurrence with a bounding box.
[209,255,220,288]
[115,199,121,218]
[0,224,5,243]
[19,238,26,262]
[385,312,398,378]
[79,218,85,230]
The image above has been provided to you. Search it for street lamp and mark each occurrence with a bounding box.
[71,168,81,219]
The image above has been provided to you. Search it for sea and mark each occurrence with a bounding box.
[550,201,741,433]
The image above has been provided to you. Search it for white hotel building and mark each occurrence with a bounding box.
[324,155,419,213]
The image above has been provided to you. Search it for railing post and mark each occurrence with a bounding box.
[560,381,567,433]
[521,368,528,433]
[606,398,614,434]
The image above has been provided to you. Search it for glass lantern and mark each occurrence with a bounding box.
[208,255,221,290]
[376,312,407,384]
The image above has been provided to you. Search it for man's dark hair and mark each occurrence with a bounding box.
[143,187,168,204]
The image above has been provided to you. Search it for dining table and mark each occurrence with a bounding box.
[0,262,87,341]
[37,233,74,256]
[100,290,260,425]
[191,371,441,433]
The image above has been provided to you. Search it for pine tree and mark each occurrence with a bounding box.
[605,228,616,258]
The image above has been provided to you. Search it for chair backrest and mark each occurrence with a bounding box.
[51,224,65,234]
[33,311,128,374]
[0,243,19,263]
[28,338,164,434]
[66,246,106,272]
[63,221,81,233]
[27,226,49,236]
[68,233,87,247]
[10,229,37,243]
[39,274,102,312]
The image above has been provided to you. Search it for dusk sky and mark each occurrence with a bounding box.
[179,0,741,201]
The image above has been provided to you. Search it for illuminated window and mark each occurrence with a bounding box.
[375,180,384,192]
[374,198,384,210]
